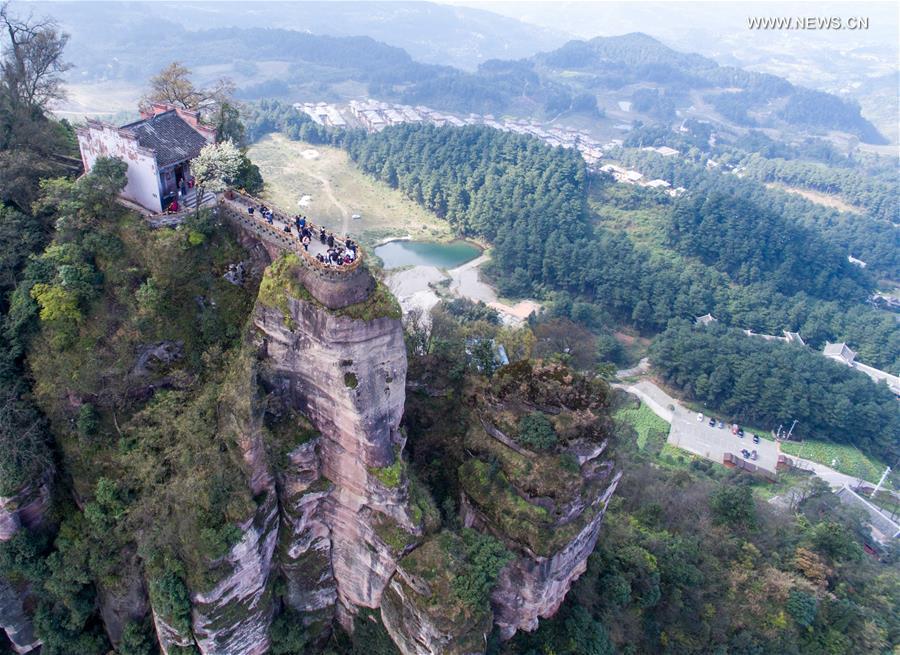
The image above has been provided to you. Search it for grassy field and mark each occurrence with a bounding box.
[248,134,452,246]
[615,403,670,450]
[780,439,886,484]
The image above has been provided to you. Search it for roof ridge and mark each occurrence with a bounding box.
[120,108,178,130]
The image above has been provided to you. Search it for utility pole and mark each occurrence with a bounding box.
[785,419,798,441]
[871,466,891,498]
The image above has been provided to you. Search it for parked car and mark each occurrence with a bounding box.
[751,451,758,461]
[753,435,760,444]
[717,420,725,429]
[708,418,716,427]
[737,428,745,437]
[697,413,704,422]
[731,424,739,435]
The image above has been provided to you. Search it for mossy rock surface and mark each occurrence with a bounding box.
[396,533,491,630]
[373,512,419,554]
[257,253,400,324]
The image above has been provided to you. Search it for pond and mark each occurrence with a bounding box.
[374,240,481,270]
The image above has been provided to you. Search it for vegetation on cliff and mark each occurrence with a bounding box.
[0,151,266,652]
[258,252,401,325]
[401,302,898,655]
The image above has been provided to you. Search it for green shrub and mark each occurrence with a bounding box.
[559,452,580,473]
[709,485,757,530]
[270,608,308,655]
[148,567,192,636]
[369,455,404,488]
[344,372,358,389]
[517,412,557,451]
[117,619,155,655]
[451,528,512,609]
[76,403,99,438]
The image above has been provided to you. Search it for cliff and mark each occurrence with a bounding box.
[5,230,619,655]
[456,362,620,641]
[0,471,52,654]
[253,253,421,623]
[140,250,427,653]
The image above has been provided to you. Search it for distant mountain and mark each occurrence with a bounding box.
[44,0,886,144]
[35,0,570,73]
[531,33,887,144]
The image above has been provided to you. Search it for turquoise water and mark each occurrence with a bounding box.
[374,240,481,270]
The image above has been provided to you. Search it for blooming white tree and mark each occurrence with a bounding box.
[191,139,241,215]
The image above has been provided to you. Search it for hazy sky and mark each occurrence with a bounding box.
[441,1,900,52]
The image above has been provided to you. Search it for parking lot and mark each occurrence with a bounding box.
[667,405,780,475]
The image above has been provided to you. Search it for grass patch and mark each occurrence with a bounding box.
[615,403,670,450]
[247,134,451,244]
[373,513,419,554]
[780,439,885,483]
[333,280,402,322]
[369,451,405,488]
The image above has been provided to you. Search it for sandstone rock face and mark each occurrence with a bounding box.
[97,550,150,646]
[485,470,621,639]
[191,496,279,655]
[0,473,51,542]
[153,611,196,654]
[255,293,419,620]
[381,537,492,655]
[0,472,52,654]
[151,464,278,655]
[0,579,41,655]
[277,439,336,620]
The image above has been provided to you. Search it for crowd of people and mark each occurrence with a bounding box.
[246,203,359,267]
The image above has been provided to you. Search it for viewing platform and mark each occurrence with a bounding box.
[218,190,375,310]
[220,189,365,273]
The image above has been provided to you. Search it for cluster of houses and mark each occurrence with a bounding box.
[294,98,611,167]
[599,162,687,197]
[696,314,900,398]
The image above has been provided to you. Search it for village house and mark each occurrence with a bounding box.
[77,102,215,213]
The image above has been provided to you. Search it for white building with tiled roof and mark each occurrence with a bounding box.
[77,103,215,213]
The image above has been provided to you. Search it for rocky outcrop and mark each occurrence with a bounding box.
[0,472,51,542]
[482,469,620,639]
[381,536,492,655]
[254,264,420,622]
[97,549,150,647]
[0,579,41,655]
[277,439,336,622]
[151,502,280,655]
[455,363,621,642]
[0,471,52,654]
[191,495,278,655]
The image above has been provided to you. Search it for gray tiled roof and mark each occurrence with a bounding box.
[121,110,208,167]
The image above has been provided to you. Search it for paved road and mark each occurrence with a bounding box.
[614,379,778,474]
[787,455,869,489]
[613,379,676,422]
[616,357,650,379]
[614,378,876,486]
[668,406,779,475]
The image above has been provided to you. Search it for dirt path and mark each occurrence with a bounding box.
[309,171,351,234]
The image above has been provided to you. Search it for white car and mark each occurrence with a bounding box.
[697,413,704,421]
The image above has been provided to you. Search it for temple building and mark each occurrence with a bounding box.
[76,103,215,213]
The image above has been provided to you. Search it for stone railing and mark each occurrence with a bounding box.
[219,190,375,310]
[221,190,364,273]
